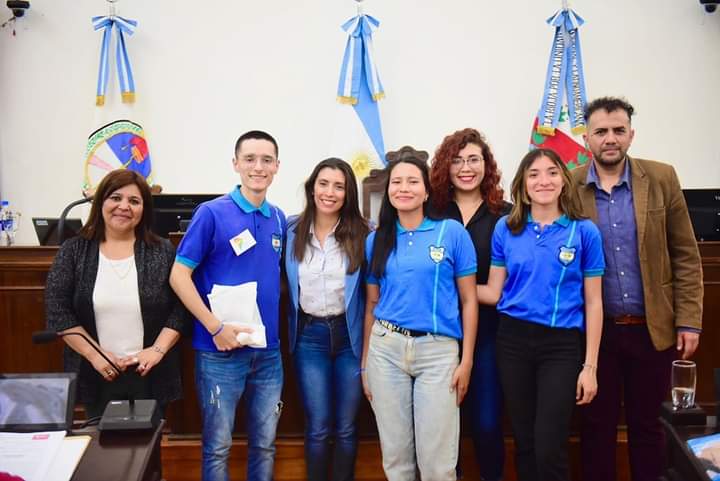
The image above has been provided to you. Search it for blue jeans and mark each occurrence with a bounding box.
[463,310,504,481]
[367,321,460,481]
[196,348,283,481]
[294,315,362,481]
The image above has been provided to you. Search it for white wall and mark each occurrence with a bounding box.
[1,0,719,244]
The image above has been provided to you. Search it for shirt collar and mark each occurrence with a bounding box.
[396,217,435,233]
[586,158,632,190]
[309,219,340,238]
[230,186,271,218]
[526,213,571,227]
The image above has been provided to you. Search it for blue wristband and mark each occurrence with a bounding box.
[211,323,224,337]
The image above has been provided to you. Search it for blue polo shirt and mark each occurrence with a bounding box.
[490,215,605,330]
[366,218,477,339]
[176,186,286,351]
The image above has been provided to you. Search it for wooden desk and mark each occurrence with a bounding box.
[71,421,164,481]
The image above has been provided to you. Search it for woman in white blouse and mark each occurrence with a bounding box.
[285,158,371,481]
[46,169,187,418]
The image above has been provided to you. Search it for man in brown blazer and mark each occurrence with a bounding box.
[571,96,703,481]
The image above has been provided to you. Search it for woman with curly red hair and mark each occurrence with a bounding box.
[430,128,510,481]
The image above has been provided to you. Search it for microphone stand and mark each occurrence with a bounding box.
[32,329,158,431]
[57,196,92,245]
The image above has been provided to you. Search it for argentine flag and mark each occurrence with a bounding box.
[330,13,387,181]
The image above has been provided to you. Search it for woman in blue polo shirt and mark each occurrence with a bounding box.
[362,146,478,481]
[477,148,604,481]
[285,158,370,481]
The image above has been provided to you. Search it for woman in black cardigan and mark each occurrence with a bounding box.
[45,169,187,418]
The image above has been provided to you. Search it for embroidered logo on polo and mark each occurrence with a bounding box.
[271,233,282,253]
[558,246,576,266]
[429,245,445,264]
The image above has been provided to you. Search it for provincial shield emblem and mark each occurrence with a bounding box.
[429,245,445,264]
[558,246,576,266]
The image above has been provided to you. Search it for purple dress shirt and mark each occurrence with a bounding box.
[586,161,645,319]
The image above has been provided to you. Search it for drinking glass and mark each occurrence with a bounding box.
[671,360,696,409]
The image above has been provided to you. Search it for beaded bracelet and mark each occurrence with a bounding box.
[582,363,596,370]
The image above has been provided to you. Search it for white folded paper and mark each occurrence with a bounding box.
[207,282,267,348]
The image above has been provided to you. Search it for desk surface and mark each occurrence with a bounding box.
[663,418,719,481]
[71,421,163,481]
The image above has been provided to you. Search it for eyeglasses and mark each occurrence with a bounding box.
[239,155,278,168]
[450,156,483,168]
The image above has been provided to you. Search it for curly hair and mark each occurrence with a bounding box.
[429,128,505,215]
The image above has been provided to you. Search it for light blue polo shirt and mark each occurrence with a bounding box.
[491,214,605,330]
[176,186,286,351]
[366,218,477,339]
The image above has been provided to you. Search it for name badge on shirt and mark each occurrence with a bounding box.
[230,229,257,256]
[558,246,576,266]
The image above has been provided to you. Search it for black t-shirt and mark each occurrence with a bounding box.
[443,200,512,337]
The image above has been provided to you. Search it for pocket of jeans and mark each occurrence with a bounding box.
[371,322,387,337]
[198,350,234,360]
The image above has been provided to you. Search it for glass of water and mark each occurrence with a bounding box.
[671,360,696,409]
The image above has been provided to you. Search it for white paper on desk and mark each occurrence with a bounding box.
[0,430,65,481]
[207,282,266,348]
[44,435,91,481]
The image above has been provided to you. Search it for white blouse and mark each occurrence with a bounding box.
[93,252,144,357]
[298,225,347,318]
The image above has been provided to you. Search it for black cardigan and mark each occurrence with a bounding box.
[45,236,188,405]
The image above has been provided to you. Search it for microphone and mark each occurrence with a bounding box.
[32,329,122,376]
[57,196,93,245]
[32,329,160,431]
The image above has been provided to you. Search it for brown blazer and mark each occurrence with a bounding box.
[572,157,703,351]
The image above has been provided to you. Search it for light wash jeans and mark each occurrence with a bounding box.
[366,321,460,481]
[196,348,283,481]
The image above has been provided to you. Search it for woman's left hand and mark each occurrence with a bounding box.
[122,347,164,377]
[576,366,598,405]
[451,362,472,406]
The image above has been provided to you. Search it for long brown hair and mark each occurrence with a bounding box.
[430,128,504,214]
[292,158,369,273]
[80,169,160,244]
[369,146,436,279]
[506,149,585,234]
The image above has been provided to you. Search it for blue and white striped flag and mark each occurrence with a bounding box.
[330,12,387,181]
[92,15,138,106]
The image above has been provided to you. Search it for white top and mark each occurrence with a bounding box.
[298,224,347,317]
[93,252,144,357]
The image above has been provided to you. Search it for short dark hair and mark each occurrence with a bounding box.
[234,130,279,158]
[584,97,635,123]
[80,169,160,244]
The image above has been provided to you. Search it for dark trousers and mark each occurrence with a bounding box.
[463,311,505,481]
[496,315,582,481]
[580,323,675,481]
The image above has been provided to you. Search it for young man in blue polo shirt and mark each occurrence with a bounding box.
[170,130,286,481]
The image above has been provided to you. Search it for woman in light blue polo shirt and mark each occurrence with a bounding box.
[362,146,479,481]
[477,148,604,481]
[285,158,370,481]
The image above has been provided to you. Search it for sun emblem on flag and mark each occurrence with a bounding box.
[351,152,372,180]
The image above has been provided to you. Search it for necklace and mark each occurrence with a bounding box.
[103,254,134,280]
